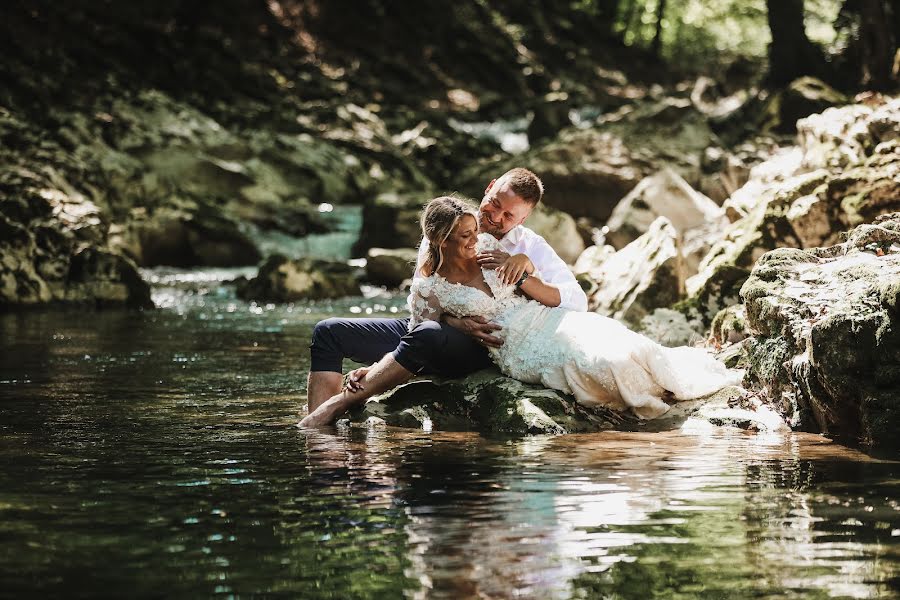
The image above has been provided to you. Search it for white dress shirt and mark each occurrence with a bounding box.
[410,225,588,313]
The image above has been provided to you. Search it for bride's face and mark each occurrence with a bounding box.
[441,214,478,261]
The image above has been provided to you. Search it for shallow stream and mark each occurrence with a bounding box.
[1,271,897,598]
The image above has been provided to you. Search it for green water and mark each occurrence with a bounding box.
[1,271,898,599]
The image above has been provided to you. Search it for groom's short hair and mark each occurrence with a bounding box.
[499,168,543,206]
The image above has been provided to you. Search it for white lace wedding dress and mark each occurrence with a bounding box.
[409,234,742,419]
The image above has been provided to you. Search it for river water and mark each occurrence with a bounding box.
[1,270,898,599]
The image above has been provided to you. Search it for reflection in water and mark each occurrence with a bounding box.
[1,275,898,598]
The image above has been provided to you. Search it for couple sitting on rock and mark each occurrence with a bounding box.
[300,168,740,428]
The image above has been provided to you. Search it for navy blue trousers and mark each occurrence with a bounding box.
[309,317,493,377]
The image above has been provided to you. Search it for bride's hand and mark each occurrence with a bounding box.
[496,254,534,286]
[476,249,510,270]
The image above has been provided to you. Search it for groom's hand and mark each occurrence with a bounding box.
[444,315,504,348]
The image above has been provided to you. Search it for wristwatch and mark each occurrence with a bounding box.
[515,271,530,288]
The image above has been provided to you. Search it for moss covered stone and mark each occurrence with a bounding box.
[741,213,900,449]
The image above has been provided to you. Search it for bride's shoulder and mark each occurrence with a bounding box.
[411,273,439,295]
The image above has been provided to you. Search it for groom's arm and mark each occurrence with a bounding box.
[520,233,588,312]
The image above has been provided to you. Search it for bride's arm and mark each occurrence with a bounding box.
[409,281,444,330]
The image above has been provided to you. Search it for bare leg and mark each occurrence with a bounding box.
[299,355,414,428]
[306,371,343,413]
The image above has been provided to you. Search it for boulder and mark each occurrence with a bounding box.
[709,304,749,345]
[461,97,716,223]
[587,217,685,327]
[236,255,360,302]
[119,204,262,268]
[604,168,725,250]
[354,191,430,254]
[0,165,152,309]
[365,247,418,287]
[342,369,780,436]
[346,369,633,435]
[775,77,848,133]
[741,214,900,449]
[638,308,705,348]
[523,204,585,264]
[687,139,900,324]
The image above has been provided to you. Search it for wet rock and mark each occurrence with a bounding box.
[587,217,685,327]
[236,255,361,302]
[604,168,725,250]
[741,214,900,449]
[365,247,418,287]
[523,204,585,264]
[347,368,637,434]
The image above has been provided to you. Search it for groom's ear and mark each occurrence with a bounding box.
[484,179,497,195]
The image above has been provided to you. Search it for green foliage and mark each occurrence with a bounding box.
[601,0,842,72]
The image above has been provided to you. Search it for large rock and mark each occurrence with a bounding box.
[0,159,152,309]
[775,77,848,133]
[523,204,585,264]
[604,168,725,250]
[343,369,781,436]
[686,100,900,325]
[741,214,900,449]
[365,247,418,287]
[236,255,361,302]
[354,191,429,254]
[114,204,262,268]
[587,217,685,327]
[347,369,634,435]
[462,97,716,223]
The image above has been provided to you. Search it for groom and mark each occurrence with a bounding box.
[304,167,587,422]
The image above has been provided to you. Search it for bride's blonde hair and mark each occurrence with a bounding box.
[419,196,479,276]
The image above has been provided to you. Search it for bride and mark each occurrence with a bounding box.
[300,196,741,426]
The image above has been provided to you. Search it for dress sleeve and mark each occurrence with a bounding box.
[408,278,444,331]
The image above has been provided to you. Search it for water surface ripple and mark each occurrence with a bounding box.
[0,272,897,599]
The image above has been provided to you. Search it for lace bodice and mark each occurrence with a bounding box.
[408,234,526,330]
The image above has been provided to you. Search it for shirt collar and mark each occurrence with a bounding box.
[500,225,525,246]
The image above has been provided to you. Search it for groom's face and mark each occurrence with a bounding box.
[478,180,533,238]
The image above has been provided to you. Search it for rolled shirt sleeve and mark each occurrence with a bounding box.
[517,233,588,312]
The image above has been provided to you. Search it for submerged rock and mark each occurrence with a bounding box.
[236,255,360,301]
[741,214,900,449]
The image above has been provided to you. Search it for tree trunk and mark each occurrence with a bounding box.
[651,0,666,57]
[765,0,826,86]
[858,0,896,89]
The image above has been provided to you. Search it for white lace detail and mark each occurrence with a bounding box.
[413,236,741,419]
